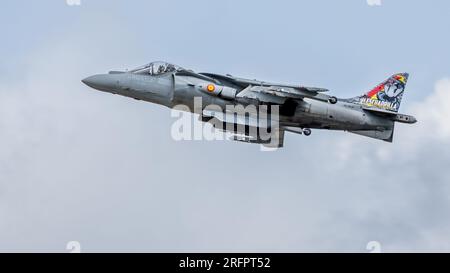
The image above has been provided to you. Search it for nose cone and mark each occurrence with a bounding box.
[82,74,117,92]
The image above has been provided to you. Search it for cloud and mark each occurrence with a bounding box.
[321,78,450,251]
[412,79,450,139]
[2,59,450,252]
[1,4,450,252]
[2,35,450,251]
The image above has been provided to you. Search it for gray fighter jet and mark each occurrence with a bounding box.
[82,61,416,148]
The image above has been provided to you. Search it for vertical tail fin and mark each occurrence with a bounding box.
[352,73,409,113]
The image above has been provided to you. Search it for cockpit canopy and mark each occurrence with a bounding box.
[130,61,184,75]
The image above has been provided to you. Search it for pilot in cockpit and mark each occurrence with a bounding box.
[130,62,184,75]
[157,64,165,74]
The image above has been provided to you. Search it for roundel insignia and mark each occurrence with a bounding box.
[206,84,215,92]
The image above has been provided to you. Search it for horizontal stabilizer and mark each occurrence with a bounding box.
[350,125,394,143]
[362,106,417,124]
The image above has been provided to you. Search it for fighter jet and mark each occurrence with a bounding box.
[82,61,416,148]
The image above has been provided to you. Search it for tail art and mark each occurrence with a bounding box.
[352,73,409,112]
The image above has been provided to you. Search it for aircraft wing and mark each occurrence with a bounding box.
[259,86,331,101]
[199,73,332,103]
[235,85,333,104]
[200,73,329,92]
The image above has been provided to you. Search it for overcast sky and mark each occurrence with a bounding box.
[1,0,450,252]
